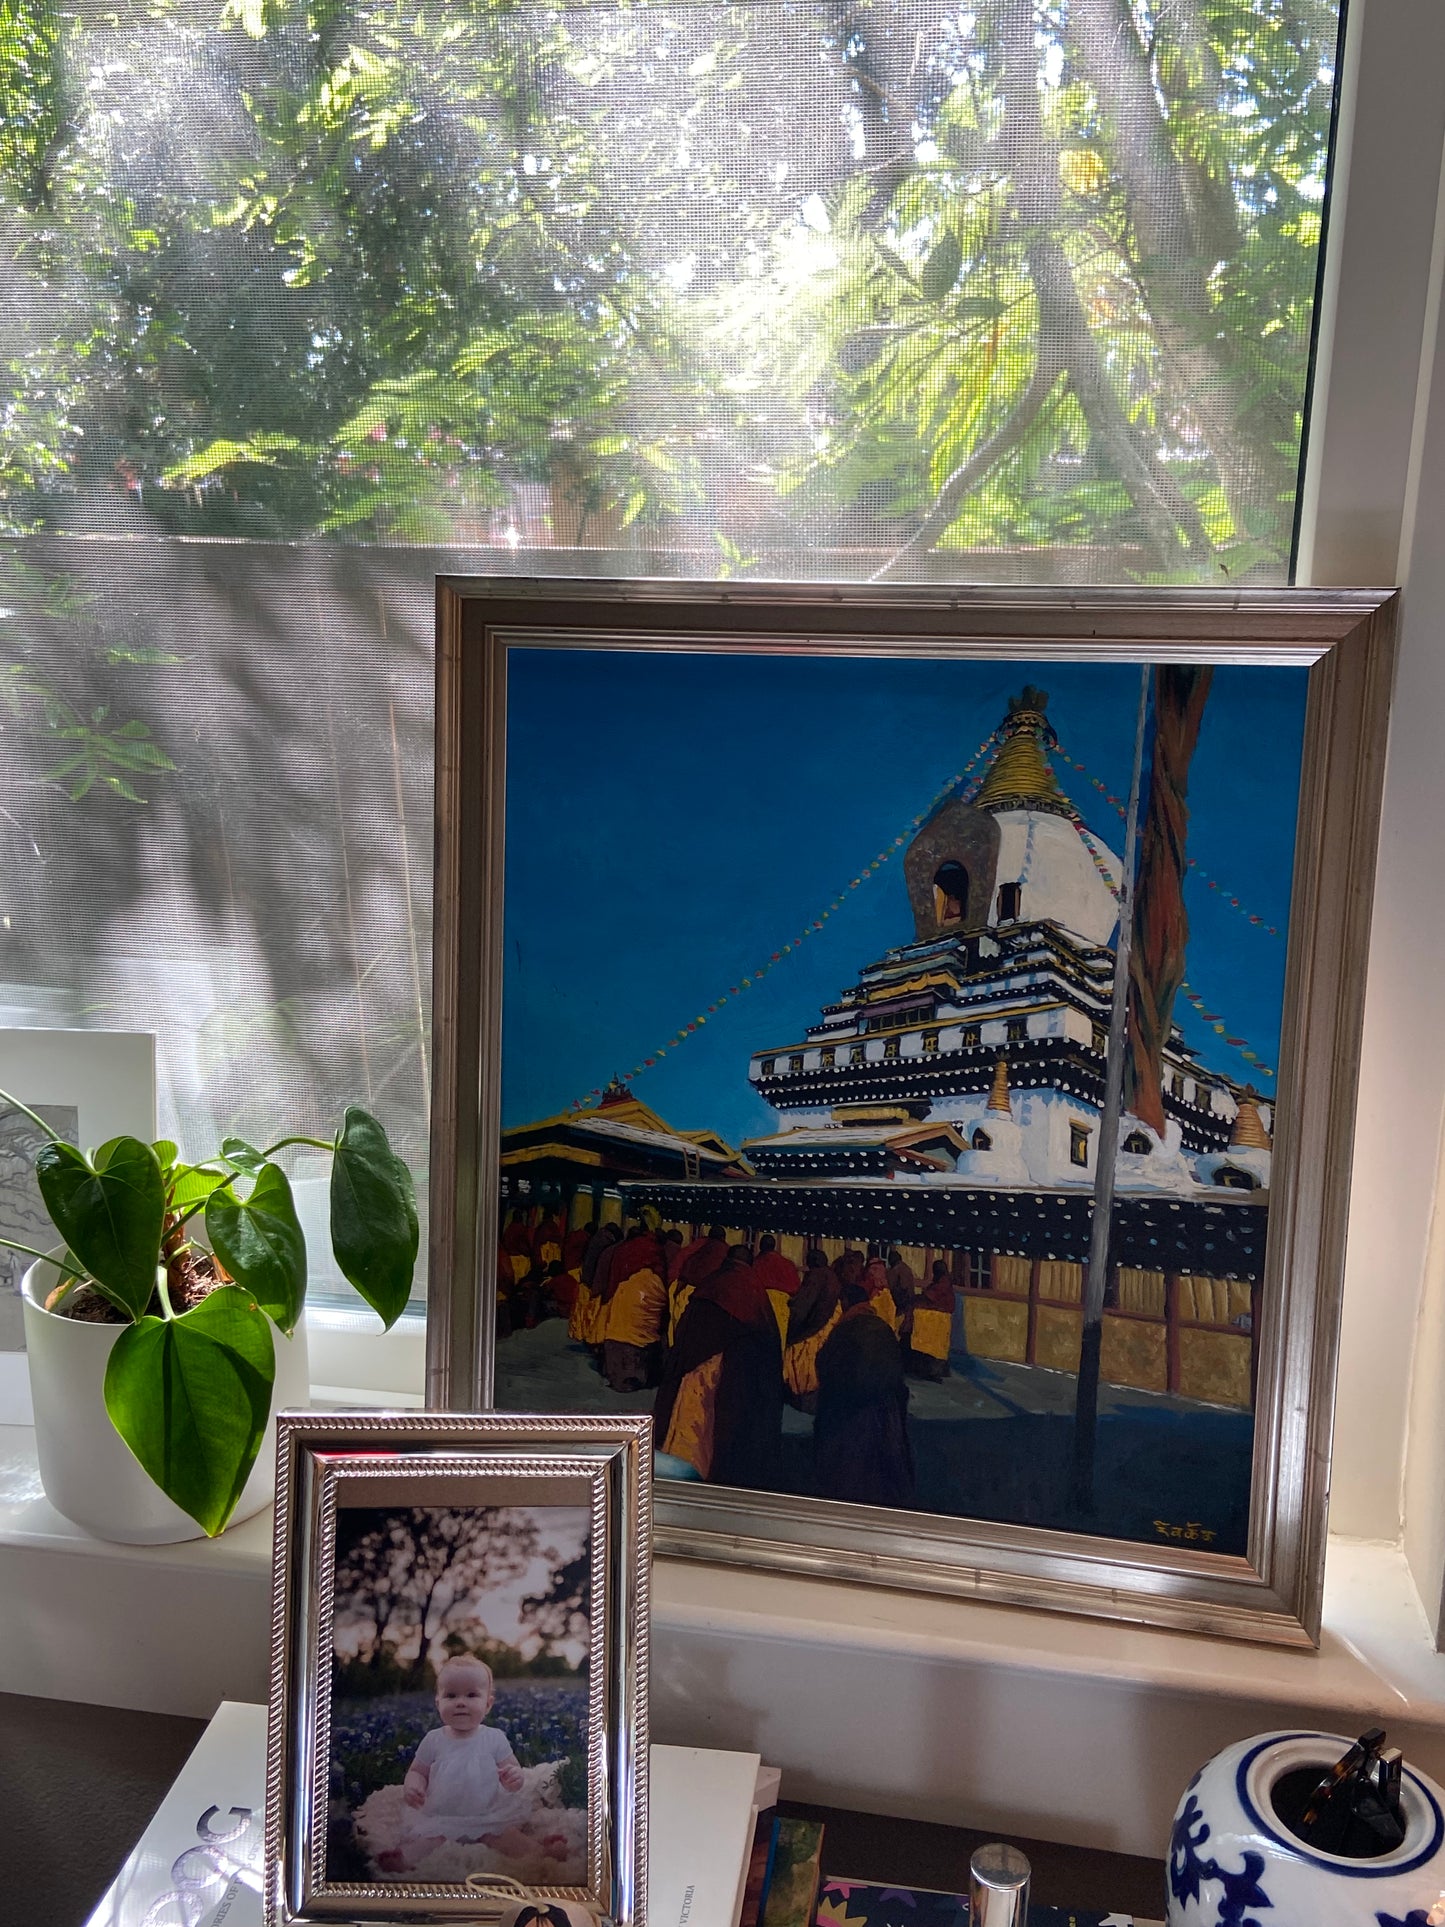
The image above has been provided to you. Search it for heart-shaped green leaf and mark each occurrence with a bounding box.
[221,1135,268,1176]
[206,1161,307,1335]
[169,1162,231,1211]
[35,1136,164,1321]
[330,1106,418,1329]
[104,1285,275,1536]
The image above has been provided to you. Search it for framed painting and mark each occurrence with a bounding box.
[264,1410,651,1926]
[429,580,1396,1646]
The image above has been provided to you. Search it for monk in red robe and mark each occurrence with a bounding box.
[654,1248,783,1490]
[861,1256,902,1336]
[783,1250,842,1411]
[570,1222,618,1347]
[599,1222,668,1392]
[669,1224,729,1348]
[814,1288,915,1508]
[752,1234,801,1346]
[906,1260,955,1380]
[500,1211,534,1289]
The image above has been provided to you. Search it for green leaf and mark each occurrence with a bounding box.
[35,1136,163,1320]
[330,1107,418,1328]
[221,1135,268,1175]
[206,1161,307,1334]
[153,1140,179,1170]
[104,1286,275,1536]
[169,1162,232,1210]
[921,231,963,301]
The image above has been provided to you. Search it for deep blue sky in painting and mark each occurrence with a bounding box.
[501,650,1308,1147]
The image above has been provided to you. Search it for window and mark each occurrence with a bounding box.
[1070,1124,1091,1167]
[1092,1029,1108,1055]
[0,0,1351,1359]
[972,1127,993,1151]
[759,1058,775,1078]
[884,1035,901,1060]
[789,1053,805,1074]
[934,861,970,925]
[923,1030,940,1055]
[1171,1073,1186,1099]
[962,1025,981,1048]
[1123,1131,1153,1155]
[820,1046,836,1069]
[1007,1018,1028,1043]
[1216,1165,1259,1191]
[996,882,1022,922]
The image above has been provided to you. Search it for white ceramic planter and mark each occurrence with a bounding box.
[21,1255,309,1544]
[1167,1730,1445,1927]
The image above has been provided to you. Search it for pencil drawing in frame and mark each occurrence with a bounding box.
[264,1410,651,1926]
[430,579,1396,1648]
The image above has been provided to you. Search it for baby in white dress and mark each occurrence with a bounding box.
[376,1655,560,1873]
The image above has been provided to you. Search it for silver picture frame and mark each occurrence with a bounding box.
[264,1410,652,1926]
[429,578,1397,1647]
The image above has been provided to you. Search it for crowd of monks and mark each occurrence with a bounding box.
[497,1210,958,1508]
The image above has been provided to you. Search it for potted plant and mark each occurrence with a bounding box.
[1,1091,417,1542]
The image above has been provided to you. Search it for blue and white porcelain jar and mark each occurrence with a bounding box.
[1166,1731,1445,1927]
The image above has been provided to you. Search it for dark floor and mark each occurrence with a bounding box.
[0,1695,1166,1927]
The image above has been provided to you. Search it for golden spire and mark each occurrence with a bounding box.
[987,1057,1013,1114]
[973,686,1073,817]
[1230,1087,1271,1150]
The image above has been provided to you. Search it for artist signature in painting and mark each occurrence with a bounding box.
[1153,1519,1218,1544]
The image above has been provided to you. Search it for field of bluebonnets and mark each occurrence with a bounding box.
[330,1677,590,1816]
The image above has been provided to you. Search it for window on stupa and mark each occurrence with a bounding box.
[997,882,1022,922]
[972,1128,992,1151]
[1070,1124,1091,1167]
[1123,1131,1152,1154]
[933,861,970,925]
[1216,1165,1259,1191]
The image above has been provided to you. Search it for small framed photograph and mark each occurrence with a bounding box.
[264,1411,651,1926]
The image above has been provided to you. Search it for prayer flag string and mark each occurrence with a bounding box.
[1069,812,1276,1080]
[1053,743,1284,940]
[569,732,999,1108]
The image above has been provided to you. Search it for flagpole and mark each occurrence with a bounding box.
[1072,664,1150,1514]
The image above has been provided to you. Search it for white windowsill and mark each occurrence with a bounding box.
[3,1398,1445,1858]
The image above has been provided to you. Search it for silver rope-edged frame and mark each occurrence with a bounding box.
[264,1411,652,1926]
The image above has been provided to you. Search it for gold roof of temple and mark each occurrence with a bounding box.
[973,686,1074,818]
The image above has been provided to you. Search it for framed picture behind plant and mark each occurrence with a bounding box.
[430,579,1396,1647]
[0,1027,155,1380]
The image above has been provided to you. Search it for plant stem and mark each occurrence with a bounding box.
[262,1134,334,1158]
[156,1271,176,1321]
[0,1235,73,1267]
[0,1086,64,1143]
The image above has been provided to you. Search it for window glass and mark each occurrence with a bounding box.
[0,0,1344,1321]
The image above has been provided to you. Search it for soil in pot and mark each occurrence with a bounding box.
[48,1246,234,1322]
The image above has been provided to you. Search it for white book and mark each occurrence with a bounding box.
[85,1704,775,1927]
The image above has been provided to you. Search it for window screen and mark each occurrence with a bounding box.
[0,0,1343,1314]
